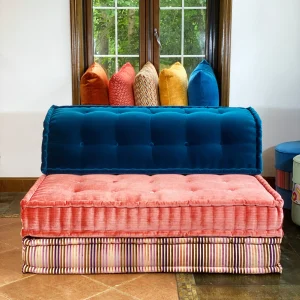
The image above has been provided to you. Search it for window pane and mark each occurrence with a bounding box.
[118,9,139,55]
[184,57,204,78]
[93,0,114,7]
[95,57,116,78]
[160,0,181,7]
[117,0,139,7]
[93,9,115,55]
[185,0,206,6]
[184,9,206,55]
[160,10,181,55]
[159,57,181,73]
[118,57,139,74]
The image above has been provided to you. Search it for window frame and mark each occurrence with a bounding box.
[70,0,232,106]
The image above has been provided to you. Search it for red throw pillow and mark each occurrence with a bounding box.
[80,62,109,105]
[109,62,136,106]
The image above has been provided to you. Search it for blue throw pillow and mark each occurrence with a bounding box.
[188,60,219,106]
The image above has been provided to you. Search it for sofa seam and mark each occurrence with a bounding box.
[41,105,56,174]
[247,107,262,172]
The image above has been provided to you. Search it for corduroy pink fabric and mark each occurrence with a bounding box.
[21,174,284,238]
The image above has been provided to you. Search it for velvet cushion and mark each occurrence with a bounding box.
[41,106,262,175]
[80,62,109,105]
[109,62,136,106]
[275,141,300,172]
[188,60,219,106]
[21,174,283,238]
[134,62,160,106]
[159,62,188,106]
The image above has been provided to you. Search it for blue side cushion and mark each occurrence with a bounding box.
[275,141,300,172]
[276,186,292,209]
[188,60,219,106]
[41,106,262,175]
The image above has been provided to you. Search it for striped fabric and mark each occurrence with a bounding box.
[276,169,292,190]
[22,237,282,274]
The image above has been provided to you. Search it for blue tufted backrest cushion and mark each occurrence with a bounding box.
[41,106,262,175]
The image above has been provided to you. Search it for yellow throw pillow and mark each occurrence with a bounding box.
[158,62,188,106]
[134,62,160,106]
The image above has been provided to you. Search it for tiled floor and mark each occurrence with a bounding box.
[1,193,300,299]
[0,218,178,300]
[192,209,300,299]
[0,193,179,300]
[0,193,23,217]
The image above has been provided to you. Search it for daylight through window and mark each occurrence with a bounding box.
[92,0,207,78]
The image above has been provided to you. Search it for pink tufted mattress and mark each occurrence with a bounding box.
[21,174,284,238]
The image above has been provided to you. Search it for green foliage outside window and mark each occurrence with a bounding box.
[93,0,206,78]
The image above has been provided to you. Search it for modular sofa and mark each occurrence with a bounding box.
[21,106,284,274]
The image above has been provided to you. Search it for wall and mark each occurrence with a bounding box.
[0,0,72,177]
[1,0,300,177]
[230,0,300,176]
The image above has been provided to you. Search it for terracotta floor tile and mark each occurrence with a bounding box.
[117,273,178,300]
[0,218,20,227]
[0,275,108,300]
[84,273,143,287]
[0,293,10,300]
[0,241,18,254]
[0,249,32,287]
[89,289,137,300]
[0,221,22,250]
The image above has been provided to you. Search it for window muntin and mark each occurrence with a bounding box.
[92,0,207,78]
[93,0,140,77]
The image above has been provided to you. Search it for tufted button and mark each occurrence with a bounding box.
[115,142,119,146]
[80,142,84,147]
[185,142,189,146]
[149,142,154,146]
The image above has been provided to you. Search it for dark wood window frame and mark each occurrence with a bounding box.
[70,0,232,106]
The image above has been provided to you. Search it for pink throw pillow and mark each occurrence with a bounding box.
[109,62,136,106]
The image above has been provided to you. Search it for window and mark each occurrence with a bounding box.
[93,0,140,77]
[70,0,232,105]
[159,0,207,76]
[91,0,206,77]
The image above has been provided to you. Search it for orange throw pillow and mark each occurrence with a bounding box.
[109,62,136,106]
[80,62,109,105]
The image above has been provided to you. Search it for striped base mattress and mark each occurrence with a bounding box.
[21,174,284,274]
[22,236,282,274]
[21,174,284,238]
